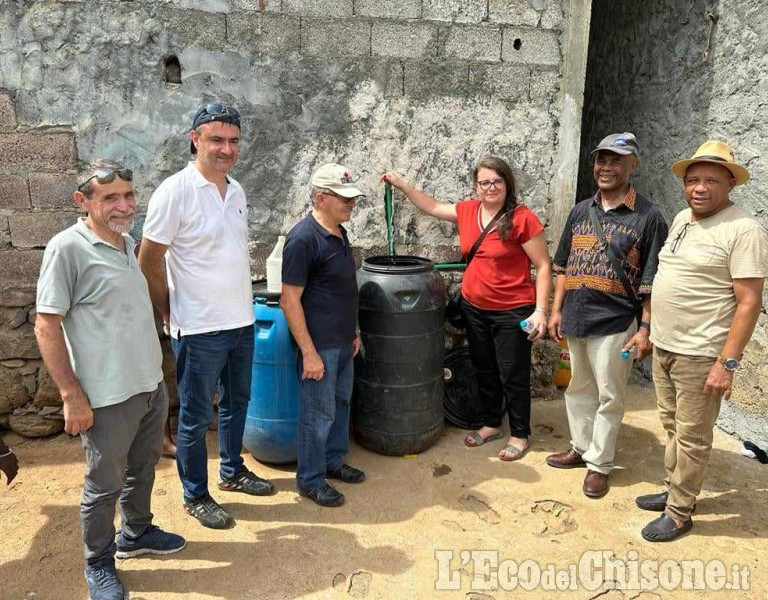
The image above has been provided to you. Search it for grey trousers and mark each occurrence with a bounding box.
[79,382,168,565]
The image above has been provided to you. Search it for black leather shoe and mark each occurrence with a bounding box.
[641,514,693,542]
[635,491,696,513]
[636,491,668,511]
[327,464,366,484]
[298,483,345,507]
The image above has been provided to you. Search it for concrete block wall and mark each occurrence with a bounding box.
[0,89,78,435]
[580,0,768,445]
[0,0,583,437]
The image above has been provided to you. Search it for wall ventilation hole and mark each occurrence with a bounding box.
[163,55,182,84]
[513,38,522,51]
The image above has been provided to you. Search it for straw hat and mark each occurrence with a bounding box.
[671,140,750,186]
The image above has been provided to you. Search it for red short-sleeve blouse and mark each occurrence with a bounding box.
[455,199,543,311]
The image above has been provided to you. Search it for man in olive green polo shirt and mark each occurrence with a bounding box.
[35,162,185,600]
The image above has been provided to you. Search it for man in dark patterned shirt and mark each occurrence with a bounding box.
[546,133,668,498]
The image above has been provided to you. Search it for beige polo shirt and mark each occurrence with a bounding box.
[651,203,768,357]
[36,219,164,409]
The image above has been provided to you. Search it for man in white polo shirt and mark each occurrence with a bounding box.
[35,162,185,600]
[139,103,274,530]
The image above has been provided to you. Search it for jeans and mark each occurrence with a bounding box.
[80,383,167,565]
[462,299,534,438]
[565,321,637,474]
[653,347,720,520]
[172,325,254,501]
[296,343,354,491]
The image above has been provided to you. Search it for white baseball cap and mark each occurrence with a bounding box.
[310,163,364,198]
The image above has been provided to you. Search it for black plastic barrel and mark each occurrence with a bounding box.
[353,256,446,455]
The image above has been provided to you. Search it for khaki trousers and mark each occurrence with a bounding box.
[652,347,720,520]
[565,322,637,475]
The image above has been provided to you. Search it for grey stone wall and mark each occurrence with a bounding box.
[0,0,580,436]
[580,0,768,445]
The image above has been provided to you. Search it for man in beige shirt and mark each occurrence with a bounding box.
[639,141,768,542]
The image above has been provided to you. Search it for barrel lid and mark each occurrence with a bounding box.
[362,255,434,274]
[253,280,281,304]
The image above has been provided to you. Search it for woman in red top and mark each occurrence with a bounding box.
[382,156,552,461]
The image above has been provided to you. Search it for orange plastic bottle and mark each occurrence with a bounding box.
[552,338,571,388]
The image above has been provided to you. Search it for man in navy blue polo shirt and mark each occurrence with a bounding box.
[280,163,365,507]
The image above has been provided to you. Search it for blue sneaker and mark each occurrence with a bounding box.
[84,557,126,600]
[115,524,186,559]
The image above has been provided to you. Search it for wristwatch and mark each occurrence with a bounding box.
[639,320,651,332]
[717,356,740,372]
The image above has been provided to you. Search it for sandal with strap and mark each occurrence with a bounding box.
[499,439,530,462]
[464,429,504,448]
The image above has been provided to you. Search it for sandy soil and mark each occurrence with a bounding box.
[1,385,765,600]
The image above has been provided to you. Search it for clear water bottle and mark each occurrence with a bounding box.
[621,347,637,360]
[520,320,537,341]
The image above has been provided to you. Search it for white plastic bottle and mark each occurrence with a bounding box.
[266,235,285,294]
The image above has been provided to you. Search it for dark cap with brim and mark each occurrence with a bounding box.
[592,132,640,157]
[190,103,241,154]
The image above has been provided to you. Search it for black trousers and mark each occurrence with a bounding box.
[462,298,534,438]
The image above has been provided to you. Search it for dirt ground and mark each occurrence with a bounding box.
[1,384,766,600]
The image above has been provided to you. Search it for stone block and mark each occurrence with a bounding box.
[155,6,228,49]
[34,365,61,408]
[29,172,78,209]
[19,359,41,376]
[227,13,301,54]
[0,176,30,211]
[0,323,40,360]
[355,0,421,19]
[439,24,502,62]
[301,18,371,58]
[501,28,560,66]
[469,63,532,101]
[230,0,277,10]
[422,0,486,23]
[539,1,564,30]
[0,250,43,288]
[403,60,472,98]
[281,0,353,17]
[488,0,543,27]
[0,132,77,173]
[9,407,63,437]
[0,91,16,131]
[1,286,36,307]
[23,372,36,396]
[372,21,438,60]
[529,68,560,100]
[9,211,78,249]
[4,306,27,329]
[0,217,9,249]
[0,366,30,414]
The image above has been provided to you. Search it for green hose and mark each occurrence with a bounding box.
[384,183,395,256]
[383,184,462,269]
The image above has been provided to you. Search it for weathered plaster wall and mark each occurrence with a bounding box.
[0,0,583,436]
[581,0,768,445]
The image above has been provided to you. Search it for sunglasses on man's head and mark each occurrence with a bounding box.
[77,168,133,191]
[195,103,241,128]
